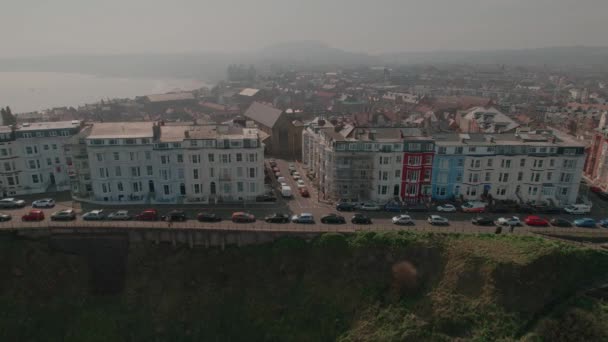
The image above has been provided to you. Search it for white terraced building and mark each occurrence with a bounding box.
[0,120,82,197]
[85,122,265,204]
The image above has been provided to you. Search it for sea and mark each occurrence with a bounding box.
[0,72,210,114]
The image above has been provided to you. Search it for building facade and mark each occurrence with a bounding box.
[432,130,585,205]
[85,122,265,204]
[0,121,82,197]
[583,124,608,190]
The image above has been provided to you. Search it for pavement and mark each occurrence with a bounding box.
[2,159,608,236]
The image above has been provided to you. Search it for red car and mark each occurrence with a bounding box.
[22,210,45,221]
[231,212,255,223]
[135,209,159,221]
[524,215,549,227]
[300,187,310,197]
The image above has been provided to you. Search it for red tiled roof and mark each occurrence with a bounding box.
[316,91,336,98]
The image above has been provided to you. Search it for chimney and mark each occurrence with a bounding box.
[152,123,160,140]
[369,129,377,140]
[184,130,190,138]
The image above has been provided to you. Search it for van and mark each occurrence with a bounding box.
[564,204,591,215]
[461,201,487,213]
[281,185,293,198]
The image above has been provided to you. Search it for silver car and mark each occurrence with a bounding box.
[32,198,55,208]
[0,198,26,208]
[108,210,131,221]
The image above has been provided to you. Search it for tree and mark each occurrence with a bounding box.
[0,106,16,126]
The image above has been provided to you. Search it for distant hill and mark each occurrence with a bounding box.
[381,46,608,68]
[1,44,607,81]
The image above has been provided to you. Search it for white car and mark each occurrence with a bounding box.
[32,198,55,208]
[82,210,106,221]
[0,198,26,208]
[496,216,521,226]
[436,204,457,212]
[291,213,314,224]
[428,215,449,225]
[296,179,306,188]
[277,176,286,183]
[108,210,131,221]
[358,202,382,211]
[392,214,414,225]
[293,174,301,181]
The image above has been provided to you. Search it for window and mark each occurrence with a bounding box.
[115,166,122,177]
[132,182,141,192]
[99,168,107,178]
[456,159,464,167]
[178,168,184,179]
[221,154,229,163]
[455,173,463,182]
[455,147,463,154]
[3,162,10,171]
[32,175,39,184]
[533,159,544,168]
[161,170,169,180]
[236,153,242,162]
[438,147,447,154]
[55,157,60,164]
[499,173,509,182]
[487,159,493,167]
[26,146,33,154]
[530,172,541,182]
[560,173,573,183]
[424,169,431,181]
[7,177,14,186]
[177,154,183,163]
[408,143,421,151]
[161,155,169,164]
[164,185,170,195]
[249,168,256,178]
[237,182,244,192]
[396,156,402,163]
[423,155,432,165]
[437,172,448,183]
[517,172,523,181]
[406,184,417,195]
[209,168,214,177]
[108,139,117,145]
[501,159,511,168]
[146,166,153,176]
[469,147,476,153]
[28,160,36,169]
[193,169,199,179]
[468,173,479,183]
[520,159,526,167]
[52,144,57,150]
[193,184,201,194]
[249,182,256,193]
[248,153,257,162]
[130,167,140,177]
[563,159,577,169]
[145,151,151,160]
[46,158,52,166]
[23,133,33,138]
[96,153,103,162]
[407,171,419,182]
[117,182,124,192]
[549,159,555,167]
[43,145,49,151]
[439,159,449,169]
[395,170,401,178]
[408,156,421,166]
[484,172,491,182]
[528,186,538,196]
[547,172,552,181]
[102,184,108,193]
[191,155,200,164]
[560,187,569,196]
[208,154,215,162]
[437,186,447,196]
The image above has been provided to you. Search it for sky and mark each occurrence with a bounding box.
[1,0,607,57]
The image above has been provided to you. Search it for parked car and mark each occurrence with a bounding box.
[436,204,457,212]
[405,204,430,212]
[265,213,290,223]
[291,213,314,224]
[524,215,549,227]
[428,215,449,225]
[108,210,131,221]
[82,210,106,221]
[32,198,55,208]
[0,213,12,222]
[320,213,346,224]
[599,219,608,228]
[51,209,76,221]
[277,176,286,183]
[256,194,277,202]
[596,191,608,201]
[162,210,187,222]
[274,172,281,178]
[496,217,521,226]
[550,218,572,227]
[564,204,591,215]
[574,218,596,228]
[292,174,301,181]
[281,185,293,198]
[232,212,256,223]
[472,216,494,226]
[197,212,222,222]
[534,205,562,214]
[384,201,404,212]
[351,213,372,224]
[489,206,511,213]
[272,167,280,173]
[22,210,45,221]
[357,202,382,211]
[299,187,310,197]
[296,179,306,188]
[392,214,414,225]
[136,209,159,221]
[0,198,26,209]
[336,202,355,212]
[460,201,486,213]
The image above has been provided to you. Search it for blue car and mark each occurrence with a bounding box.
[574,218,596,228]
[384,202,404,212]
[599,219,608,228]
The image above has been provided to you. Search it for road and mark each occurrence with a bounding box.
[2,159,608,236]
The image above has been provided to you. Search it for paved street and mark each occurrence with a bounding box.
[2,160,608,237]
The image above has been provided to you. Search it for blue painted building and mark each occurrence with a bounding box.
[431,134,465,200]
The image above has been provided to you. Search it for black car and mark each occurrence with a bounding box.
[517,204,537,214]
[197,212,222,222]
[0,213,12,222]
[550,218,572,227]
[351,213,372,224]
[321,213,346,224]
[472,216,494,226]
[535,205,562,214]
[162,210,187,222]
[405,204,429,212]
[489,206,511,213]
[265,213,290,223]
[256,194,277,202]
[336,202,355,212]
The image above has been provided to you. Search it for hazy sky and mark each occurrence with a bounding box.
[1,0,607,57]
